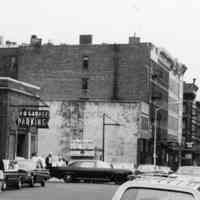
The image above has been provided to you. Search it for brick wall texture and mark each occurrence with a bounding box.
[17,43,151,102]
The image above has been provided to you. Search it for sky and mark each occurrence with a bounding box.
[1,0,200,97]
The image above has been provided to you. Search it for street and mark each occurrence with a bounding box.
[0,182,118,200]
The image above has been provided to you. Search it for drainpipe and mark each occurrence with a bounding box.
[112,44,120,100]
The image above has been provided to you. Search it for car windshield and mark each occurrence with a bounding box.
[96,161,112,168]
[17,160,37,171]
[120,188,195,200]
[177,166,200,175]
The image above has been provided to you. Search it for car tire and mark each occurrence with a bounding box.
[16,177,22,189]
[63,175,72,183]
[114,176,125,185]
[41,179,46,187]
[1,181,7,191]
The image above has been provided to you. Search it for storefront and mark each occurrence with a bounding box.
[0,77,48,160]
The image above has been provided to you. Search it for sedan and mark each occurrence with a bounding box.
[0,159,49,190]
[50,160,133,184]
[17,159,50,187]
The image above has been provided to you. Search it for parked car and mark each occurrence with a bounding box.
[0,159,49,190]
[17,159,50,187]
[112,176,200,200]
[50,160,133,184]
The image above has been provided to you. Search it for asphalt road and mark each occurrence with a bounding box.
[0,182,119,200]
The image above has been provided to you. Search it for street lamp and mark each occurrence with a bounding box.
[153,101,182,167]
[102,113,121,161]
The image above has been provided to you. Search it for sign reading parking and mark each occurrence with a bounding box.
[16,109,50,128]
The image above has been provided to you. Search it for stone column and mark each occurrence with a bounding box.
[27,132,31,159]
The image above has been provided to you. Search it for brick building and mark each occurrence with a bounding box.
[0,77,40,160]
[182,80,200,165]
[0,35,187,167]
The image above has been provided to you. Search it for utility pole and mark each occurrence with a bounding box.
[102,113,120,161]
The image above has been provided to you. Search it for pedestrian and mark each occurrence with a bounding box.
[62,157,68,166]
[56,156,66,167]
[45,152,53,169]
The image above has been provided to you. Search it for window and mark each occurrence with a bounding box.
[168,116,178,131]
[96,161,112,169]
[141,116,149,130]
[120,188,195,200]
[82,78,88,90]
[82,56,89,69]
[69,161,95,168]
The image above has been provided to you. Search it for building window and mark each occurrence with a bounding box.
[183,104,187,114]
[82,78,88,90]
[141,116,149,130]
[82,56,89,69]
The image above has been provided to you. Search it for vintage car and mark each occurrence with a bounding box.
[0,159,49,190]
[112,176,200,200]
[50,160,133,184]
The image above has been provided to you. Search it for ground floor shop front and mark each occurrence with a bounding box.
[137,138,182,170]
[8,129,38,159]
[0,77,40,160]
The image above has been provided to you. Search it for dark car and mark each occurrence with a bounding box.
[0,159,49,190]
[50,160,133,184]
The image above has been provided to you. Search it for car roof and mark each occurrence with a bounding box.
[124,177,200,191]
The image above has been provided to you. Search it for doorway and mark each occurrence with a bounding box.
[17,134,26,158]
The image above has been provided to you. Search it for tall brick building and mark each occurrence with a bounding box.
[0,35,187,167]
[182,80,200,165]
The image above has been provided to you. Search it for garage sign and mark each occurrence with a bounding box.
[16,109,50,128]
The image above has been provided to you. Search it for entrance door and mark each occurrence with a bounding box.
[17,134,26,158]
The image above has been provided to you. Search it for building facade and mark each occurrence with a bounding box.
[0,35,187,167]
[182,80,200,165]
[0,77,40,160]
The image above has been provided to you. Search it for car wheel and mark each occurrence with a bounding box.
[29,176,34,187]
[114,176,124,185]
[41,179,46,187]
[16,177,22,189]
[1,181,7,191]
[63,175,72,183]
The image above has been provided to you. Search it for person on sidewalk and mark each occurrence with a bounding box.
[45,152,53,169]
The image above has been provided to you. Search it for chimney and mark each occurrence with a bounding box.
[79,35,93,45]
[30,35,42,47]
[129,36,140,44]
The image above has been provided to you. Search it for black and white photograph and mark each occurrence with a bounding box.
[0,0,200,199]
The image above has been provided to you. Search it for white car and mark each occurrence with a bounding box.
[112,176,200,200]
